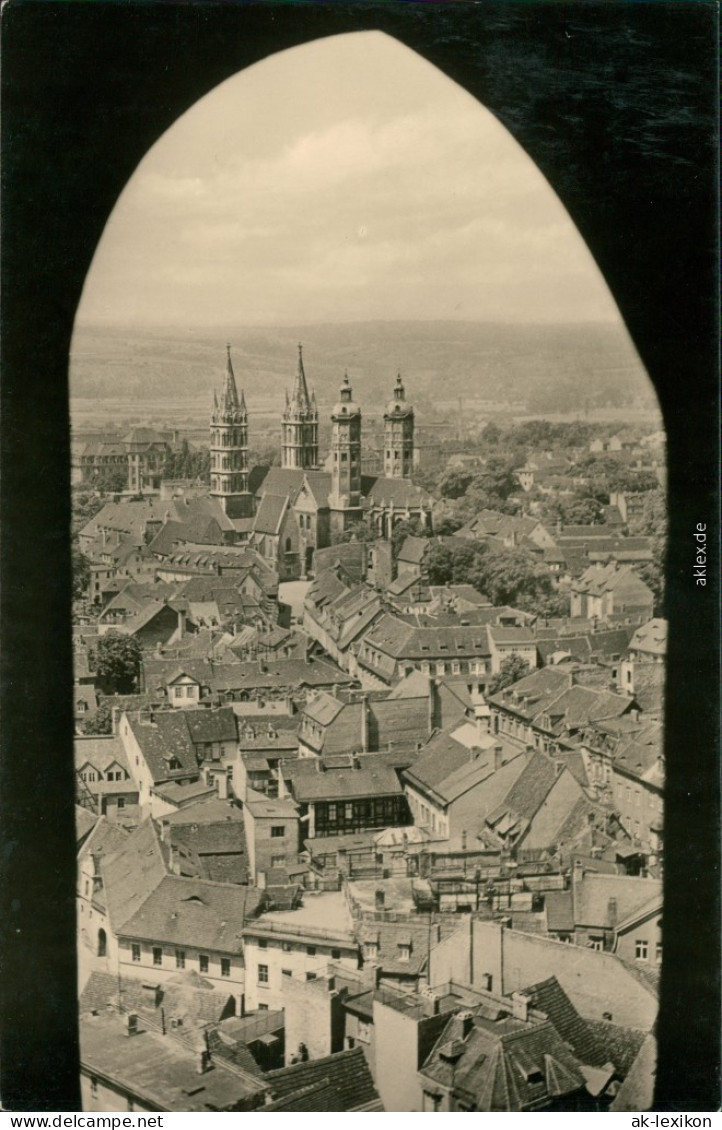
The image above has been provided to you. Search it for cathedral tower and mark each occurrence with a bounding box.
[281,344,319,469]
[383,372,415,479]
[329,371,363,535]
[209,345,252,518]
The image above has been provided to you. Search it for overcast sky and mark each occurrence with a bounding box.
[76,31,621,327]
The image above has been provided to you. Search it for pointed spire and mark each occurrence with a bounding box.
[220,343,240,411]
[291,342,312,412]
[394,372,405,401]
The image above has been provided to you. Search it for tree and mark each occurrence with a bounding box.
[92,466,128,493]
[331,520,375,544]
[81,700,113,735]
[438,468,475,499]
[487,653,531,694]
[90,632,142,695]
[72,545,91,600]
[390,519,425,561]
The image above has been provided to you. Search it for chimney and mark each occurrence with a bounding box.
[111,706,120,735]
[126,1013,139,1037]
[197,1050,212,1075]
[457,1010,474,1038]
[481,973,493,992]
[360,696,368,753]
[374,888,385,911]
[493,744,503,772]
[511,992,531,1022]
[177,608,186,639]
[217,773,228,800]
[607,898,618,928]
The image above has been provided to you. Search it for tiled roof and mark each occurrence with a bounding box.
[313,542,367,581]
[490,751,559,824]
[264,1047,382,1112]
[362,474,431,509]
[521,976,611,1068]
[421,1009,587,1111]
[572,873,662,930]
[290,759,402,803]
[119,873,265,951]
[75,735,130,776]
[75,805,98,846]
[609,1032,657,1110]
[629,618,667,656]
[80,969,234,1029]
[161,797,245,826]
[183,707,238,745]
[397,535,429,564]
[126,712,199,784]
[363,614,491,661]
[585,1018,648,1077]
[544,891,575,933]
[101,819,169,933]
[253,493,288,536]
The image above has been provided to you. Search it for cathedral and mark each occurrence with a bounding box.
[210,345,432,579]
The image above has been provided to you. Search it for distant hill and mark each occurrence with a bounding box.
[69,320,657,415]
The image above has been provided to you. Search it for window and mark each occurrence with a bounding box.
[423,1092,441,1113]
[331,948,341,960]
[258,937,268,949]
[152,947,162,966]
[185,686,194,698]
[258,964,269,984]
[589,938,603,952]
[174,686,184,699]
[358,1020,371,1044]
[272,855,286,868]
[306,945,316,956]
[271,826,285,838]
[258,1003,268,1011]
[282,968,292,978]
[635,939,648,961]
[397,944,411,962]
[199,954,209,973]
[117,797,125,810]
[435,662,445,675]
[175,949,186,969]
[365,943,378,961]
[131,943,141,963]
[656,942,663,963]
[306,972,317,981]
[221,958,231,978]
[281,941,293,953]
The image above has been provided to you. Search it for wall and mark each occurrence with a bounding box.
[281,974,344,1064]
[427,919,471,987]
[250,812,300,882]
[243,934,358,1012]
[116,936,243,1013]
[80,1070,155,1114]
[373,999,452,1113]
[616,908,663,965]
[470,920,657,1029]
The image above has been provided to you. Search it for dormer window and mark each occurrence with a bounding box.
[397,942,411,962]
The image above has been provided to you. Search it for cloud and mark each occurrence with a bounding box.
[77,33,619,327]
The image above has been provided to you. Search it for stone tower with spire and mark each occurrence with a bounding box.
[281,344,319,470]
[209,344,252,518]
[383,372,415,479]
[329,371,363,535]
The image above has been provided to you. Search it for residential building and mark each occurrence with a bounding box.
[570,563,654,622]
[284,754,410,839]
[79,1010,266,1112]
[243,790,301,884]
[242,891,359,1012]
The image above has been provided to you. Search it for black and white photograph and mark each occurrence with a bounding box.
[1,1,719,1117]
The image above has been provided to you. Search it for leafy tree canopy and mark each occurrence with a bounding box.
[487,653,532,695]
[90,632,142,695]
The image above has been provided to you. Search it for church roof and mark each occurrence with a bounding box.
[286,343,315,416]
[217,344,245,414]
